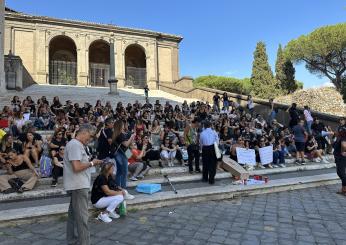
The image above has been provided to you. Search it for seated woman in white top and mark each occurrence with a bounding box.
[91,162,125,223]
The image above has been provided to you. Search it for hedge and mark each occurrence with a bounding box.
[193,75,252,95]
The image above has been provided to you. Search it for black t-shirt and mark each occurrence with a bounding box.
[1,142,23,154]
[51,138,67,149]
[91,175,108,204]
[97,128,113,159]
[305,141,315,153]
[334,137,346,158]
[18,132,42,143]
[116,133,129,152]
[213,95,220,103]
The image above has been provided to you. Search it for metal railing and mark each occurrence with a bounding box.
[125,66,147,88]
[89,63,110,87]
[49,60,77,85]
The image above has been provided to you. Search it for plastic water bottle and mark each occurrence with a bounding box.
[119,201,127,216]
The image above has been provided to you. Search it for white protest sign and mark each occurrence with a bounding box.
[259,145,273,165]
[236,147,256,165]
[23,113,30,122]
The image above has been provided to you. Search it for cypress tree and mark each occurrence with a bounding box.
[275,44,296,93]
[250,41,277,98]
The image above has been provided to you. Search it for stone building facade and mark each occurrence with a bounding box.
[3,8,182,89]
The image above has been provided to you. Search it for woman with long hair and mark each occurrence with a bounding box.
[91,162,125,223]
[113,120,136,189]
[23,132,42,167]
[0,149,39,193]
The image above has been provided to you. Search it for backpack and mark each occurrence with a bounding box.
[40,155,53,178]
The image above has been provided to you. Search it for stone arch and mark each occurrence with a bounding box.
[48,35,77,85]
[88,39,110,87]
[124,43,147,88]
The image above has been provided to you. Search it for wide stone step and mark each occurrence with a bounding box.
[0,172,339,225]
[0,162,336,203]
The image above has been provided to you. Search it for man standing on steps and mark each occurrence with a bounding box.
[200,121,218,184]
[63,124,102,245]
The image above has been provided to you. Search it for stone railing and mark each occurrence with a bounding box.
[160,83,341,129]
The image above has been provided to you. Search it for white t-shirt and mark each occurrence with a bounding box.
[304,109,313,122]
[63,139,91,191]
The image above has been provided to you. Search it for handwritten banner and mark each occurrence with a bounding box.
[259,145,273,165]
[236,147,256,165]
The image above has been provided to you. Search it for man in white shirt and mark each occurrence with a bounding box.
[199,121,218,184]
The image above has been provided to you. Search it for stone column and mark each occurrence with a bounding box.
[108,40,118,94]
[0,0,6,93]
[77,35,88,86]
[115,39,125,87]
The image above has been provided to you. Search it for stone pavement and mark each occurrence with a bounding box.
[1,184,346,245]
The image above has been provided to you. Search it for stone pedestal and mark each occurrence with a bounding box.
[5,54,23,90]
[108,79,118,95]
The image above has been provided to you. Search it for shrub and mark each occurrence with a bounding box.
[193,75,252,95]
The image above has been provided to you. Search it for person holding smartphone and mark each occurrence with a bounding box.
[63,124,103,245]
[112,120,136,189]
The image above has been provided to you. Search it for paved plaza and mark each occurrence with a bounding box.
[1,184,346,245]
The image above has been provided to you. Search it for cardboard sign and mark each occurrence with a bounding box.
[259,145,273,165]
[236,147,256,165]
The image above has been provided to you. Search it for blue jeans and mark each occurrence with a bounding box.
[273,150,285,165]
[306,120,313,135]
[114,152,128,188]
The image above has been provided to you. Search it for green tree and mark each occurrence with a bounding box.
[250,41,279,98]
[275,44,297,93]
[285,23,346,102]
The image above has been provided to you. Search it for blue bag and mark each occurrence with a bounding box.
[136,183,161,194]
[40,156,53,178]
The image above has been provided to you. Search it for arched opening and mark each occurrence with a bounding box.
[49,35,77,85]
[89,40,110,87]
[125,44,147,88]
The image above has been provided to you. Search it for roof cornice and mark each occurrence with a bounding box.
[5,11,183,43]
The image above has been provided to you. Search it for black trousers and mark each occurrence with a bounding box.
[336,156,346,186]
[52,165,63,181]
[202,145,217,184]
[143,150,161,162]
[187,144,200,171]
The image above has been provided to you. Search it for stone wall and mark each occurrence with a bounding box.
[4,11,182,89]
[160,83,341,129]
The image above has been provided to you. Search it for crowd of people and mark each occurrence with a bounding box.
[0,91,345,244]
[0,93,345,215]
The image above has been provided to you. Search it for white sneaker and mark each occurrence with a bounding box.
[273,165,279,168]
[109,211,120,219]
[279,164,286,168]
[130,176,138,181]
[137,174,144,179]
[98,213,112,223]
[123,190,135,200]
[267,164,273,169]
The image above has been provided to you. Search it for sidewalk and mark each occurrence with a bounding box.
[0,184,345,245]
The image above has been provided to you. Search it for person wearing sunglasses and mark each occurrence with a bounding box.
[51,146,65,187]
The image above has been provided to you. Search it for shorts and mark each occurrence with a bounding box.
[295,141,305,152]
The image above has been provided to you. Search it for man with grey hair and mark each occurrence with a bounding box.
[64,124,102,245]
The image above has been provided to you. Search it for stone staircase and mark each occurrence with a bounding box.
[0,84,197,109]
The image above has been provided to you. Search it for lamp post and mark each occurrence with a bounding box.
[108,39,118,94]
